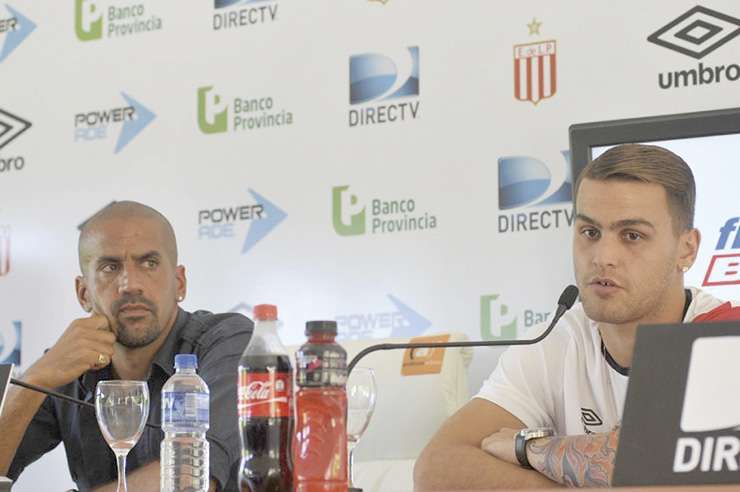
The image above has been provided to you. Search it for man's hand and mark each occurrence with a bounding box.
[481,427,519,465]
[23,314,116,388]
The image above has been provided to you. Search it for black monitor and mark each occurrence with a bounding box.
[568,107,740,299]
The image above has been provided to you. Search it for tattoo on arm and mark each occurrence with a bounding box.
[526,428,619,488]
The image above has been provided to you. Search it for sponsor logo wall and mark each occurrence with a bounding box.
[2,1,740,489]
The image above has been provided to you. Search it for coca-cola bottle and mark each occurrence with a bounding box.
[238,304,293,492]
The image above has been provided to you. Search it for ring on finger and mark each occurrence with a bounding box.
[97,353,107,366]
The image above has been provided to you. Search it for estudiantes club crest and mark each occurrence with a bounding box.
[513,39,557,105]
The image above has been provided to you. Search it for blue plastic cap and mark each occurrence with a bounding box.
[174,354,197,370]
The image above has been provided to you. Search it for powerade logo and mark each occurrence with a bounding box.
[480,294,550,340]
[0,320,21,365]
[332,185,437,236]
[0,4,35,63]
[648,6,740,90]
[197,86,294,135]
[336,295,431,340]
[348,46,420,127]
[0,225,9,277]
[497,151,575,233]
[0,108,30,175]
[673,336,740,473]
[74,93,156,154]
[197,189,287,255]
[213,0,278,31]
[702,218,740,287]
[75,0,163,42]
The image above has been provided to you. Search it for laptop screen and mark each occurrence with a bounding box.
[0,364,13,417]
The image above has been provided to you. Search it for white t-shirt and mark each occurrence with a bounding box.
[475,287,740,435]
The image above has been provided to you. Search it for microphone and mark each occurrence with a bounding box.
[10,378,160,430]
[346,285,579,375]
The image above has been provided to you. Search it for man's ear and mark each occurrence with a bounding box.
[76,275,93,313]
[679,228,701,272]
[175,265,187,302]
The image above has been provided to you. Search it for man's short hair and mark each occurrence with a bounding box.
[78,201,178,274]
[574,143,696,232]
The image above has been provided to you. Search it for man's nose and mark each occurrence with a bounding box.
[592,235,620,269]
[117,264,144,294]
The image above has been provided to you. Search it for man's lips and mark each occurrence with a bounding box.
[117,304,152,316]
[589,277,621,288]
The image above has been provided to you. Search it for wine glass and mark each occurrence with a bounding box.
[95,380,150,492]
[346,367,377,491]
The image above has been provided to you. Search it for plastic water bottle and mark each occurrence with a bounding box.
[161,353,210,492]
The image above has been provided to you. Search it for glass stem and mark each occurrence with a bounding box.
[348,440,357,487]
[116,452,128,492]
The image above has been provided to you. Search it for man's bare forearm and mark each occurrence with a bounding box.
[526,430,618,488]
[0,384,48,475]
[415,444,559,490]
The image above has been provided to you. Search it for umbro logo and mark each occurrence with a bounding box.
[581,408,604,430]
[0,108,31,151]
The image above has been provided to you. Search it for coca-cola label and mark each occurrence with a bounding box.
[238,369,292,418]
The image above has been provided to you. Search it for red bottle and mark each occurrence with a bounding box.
[238,304,293,492]
[293,320,348,492]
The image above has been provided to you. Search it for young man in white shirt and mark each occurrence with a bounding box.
[414,143,740,490]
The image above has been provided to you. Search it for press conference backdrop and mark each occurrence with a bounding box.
[1,0,740,489]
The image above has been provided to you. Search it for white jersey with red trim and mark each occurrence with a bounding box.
[474,287,740,435]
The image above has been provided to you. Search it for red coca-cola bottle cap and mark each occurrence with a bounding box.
[253,304,278,321]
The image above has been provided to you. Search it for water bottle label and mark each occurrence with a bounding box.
[238,370,292,418]
[162,392,209,425]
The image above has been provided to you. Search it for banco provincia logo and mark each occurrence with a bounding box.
[73,93,156,154]
[496,151,574,233]
[480,294,551,341]
[348,46,420,127]
[0,4,35,63]
[332,185,437,236]
[75,0,163,42]
[197,85,294,135]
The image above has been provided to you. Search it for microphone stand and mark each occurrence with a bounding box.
[347,290,576,375]
[10,378,160,430]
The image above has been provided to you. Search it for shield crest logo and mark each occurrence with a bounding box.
[514,39,557,105]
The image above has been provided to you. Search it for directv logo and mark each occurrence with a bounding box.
[673,336,740,473]
[0,4,36,63]
[73,93,156,154]
[497,151,575,233]
[213,0,278,31]
[348,46,421,127]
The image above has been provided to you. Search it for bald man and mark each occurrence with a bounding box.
[0,201,253,492]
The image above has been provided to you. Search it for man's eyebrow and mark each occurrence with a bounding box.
[95,255,122,265]
[133,251,161,261]
[575,214,655,231]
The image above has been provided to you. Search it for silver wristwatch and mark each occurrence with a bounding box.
[515,427,554,469]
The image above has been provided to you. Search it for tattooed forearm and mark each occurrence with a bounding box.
[526,429,619,487]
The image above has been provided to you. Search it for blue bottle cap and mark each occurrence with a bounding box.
[174,353,197,370]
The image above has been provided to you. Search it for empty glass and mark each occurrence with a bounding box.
[346,367,377,490]
[95,380,150,492]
